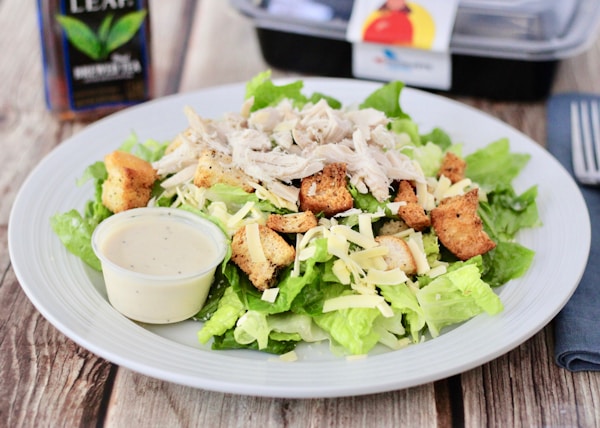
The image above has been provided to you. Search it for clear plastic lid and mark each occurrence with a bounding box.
[455,0,577,40]
[231,0,600,60]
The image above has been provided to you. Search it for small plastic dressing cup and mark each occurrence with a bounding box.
[92,207,227,324]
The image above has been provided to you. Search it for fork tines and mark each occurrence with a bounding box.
[571,99,600,185]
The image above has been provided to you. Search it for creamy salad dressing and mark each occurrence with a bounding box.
[92,208,227,324]
[100,215,218,277]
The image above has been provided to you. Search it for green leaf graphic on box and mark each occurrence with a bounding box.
[105,11,147,52]
[56,10,147,61]
[98,14,114,44]
[56,15,103,60]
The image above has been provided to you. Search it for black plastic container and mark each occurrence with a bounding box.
[232,0,600,101]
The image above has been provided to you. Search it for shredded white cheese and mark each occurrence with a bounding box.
[358,213,375,241]
[366,268,408,285]
[376,301,395,318]
[392,227,416,239]
[227,201,255,228]
[349,246,389,265]
[327,232,350,259]
[332,259,351,285]
[292,233,302,277]
[245,223,267,263]
[251,182,299,212]
[443,178,472,198]
[427,264,448,278]
[406,233,430,275]
[346,354,368,361]
[279,350,298,362]
[433,175,452,202]
[261,287,279,303]
[330,225,377,249]
[298,245,317,261]
[416,181,436,211]
[386,201,405,213]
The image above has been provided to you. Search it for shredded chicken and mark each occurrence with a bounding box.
[153,98,425,202]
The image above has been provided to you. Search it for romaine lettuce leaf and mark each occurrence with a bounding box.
[267,313,329,343]
[119,132,168,162]
[309,92,342,109]
[402,141,444,177]
[390,117,420,145]
[379,283,426,342]
[314,304,382,355]
[465,138,530,192]
[246,70,306,111]
[359,80,408,119]
[197,286,246,344]
[372,311,415,350]
[348,184,392,214]
[211,329,297,354]
[420,127,453,150]
[204,182,286,214]
[416,264,503,337]
[234,310,271,349]
[482,242,535,288]
[233,311,328,351]
[50,209,104,271]
[76,160,107,187]
[479,185,541,241]
[51,161,110,271]
[246,70,341,112]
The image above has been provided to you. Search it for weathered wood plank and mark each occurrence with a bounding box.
[462,328,600,427]
[0,225,115,427]
[103,368,442,428]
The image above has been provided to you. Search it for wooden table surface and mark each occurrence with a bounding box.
[2,1,600,426]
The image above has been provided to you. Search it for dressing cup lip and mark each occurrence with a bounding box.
[91,207,228,282]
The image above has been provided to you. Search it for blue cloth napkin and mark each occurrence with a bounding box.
[547,93,599,371]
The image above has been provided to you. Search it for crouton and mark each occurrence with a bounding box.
[430,188,496,260]
[231,224,296,291]
[375,235,417,275]
[101,151,157,213]
[394,180,431,231]
[299,163,353,217]
[193,149,256,193]
[438,152,466,184]
[266,211,318,234]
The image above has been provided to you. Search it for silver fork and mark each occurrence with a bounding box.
[570,99,600,185]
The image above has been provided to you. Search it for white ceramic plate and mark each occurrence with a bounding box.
[9,79,590,398]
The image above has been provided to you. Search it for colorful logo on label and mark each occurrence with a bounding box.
[362,1,435,49]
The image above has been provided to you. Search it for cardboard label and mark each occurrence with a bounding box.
[347,0,459,89]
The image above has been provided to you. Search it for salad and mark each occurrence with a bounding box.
[51,71,540,357]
